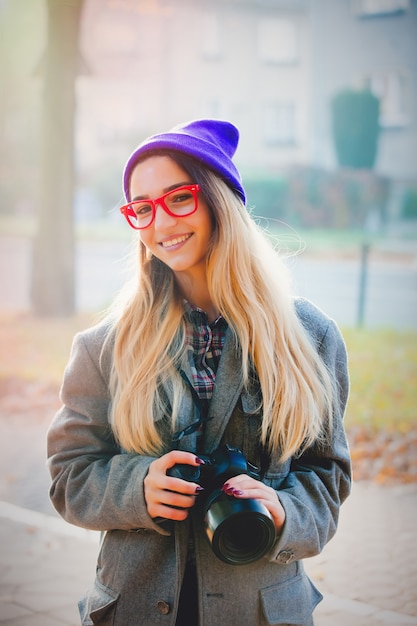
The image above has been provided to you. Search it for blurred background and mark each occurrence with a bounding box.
[0,3,416,622]
[0,0,416,499]
[0,0,416,324]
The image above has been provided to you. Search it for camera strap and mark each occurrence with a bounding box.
[258,444,271,480]
[171,369,214,449]
[234,397,271,479]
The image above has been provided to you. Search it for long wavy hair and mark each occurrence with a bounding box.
[107,150,334,462]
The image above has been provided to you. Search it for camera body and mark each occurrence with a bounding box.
[168,444,276,565]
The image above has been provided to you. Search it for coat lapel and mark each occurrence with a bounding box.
[161,327,244,453]
[203,328,244,453]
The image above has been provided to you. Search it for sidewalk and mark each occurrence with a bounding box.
[1,481,417,626]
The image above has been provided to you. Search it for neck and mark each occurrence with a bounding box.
[175,271,219,323]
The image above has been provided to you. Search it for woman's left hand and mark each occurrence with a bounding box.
[221,475,286,533]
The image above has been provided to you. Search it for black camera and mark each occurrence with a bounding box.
[168,444,276,565]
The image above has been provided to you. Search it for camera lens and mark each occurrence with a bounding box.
[216,512,275,564]
[204,494,276,565]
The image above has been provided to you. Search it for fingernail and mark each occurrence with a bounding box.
[195,457,205,465]
[195,486,205,493]
[223,485,243,496]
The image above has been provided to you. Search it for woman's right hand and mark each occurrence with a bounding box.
[144,450,204,521]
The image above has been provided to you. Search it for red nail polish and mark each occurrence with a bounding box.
[195,485,204,493]
[195,457,205,465]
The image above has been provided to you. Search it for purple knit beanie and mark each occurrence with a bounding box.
[123,119,246,205]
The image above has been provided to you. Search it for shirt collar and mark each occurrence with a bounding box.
[183,300,226,329]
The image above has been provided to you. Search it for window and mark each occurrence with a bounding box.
[201,12,222,60]
[257,18,298,64]
[361,69,410,127]
[263,102,297,145]
[352,0,410,17]
[108,0,172,16]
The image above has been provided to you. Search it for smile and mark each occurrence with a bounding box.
[160,234,192,248]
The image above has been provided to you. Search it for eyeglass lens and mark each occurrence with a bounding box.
[127,186,198,229]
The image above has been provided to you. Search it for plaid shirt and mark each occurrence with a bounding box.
[181,301,228,569]
[183,301,228,402]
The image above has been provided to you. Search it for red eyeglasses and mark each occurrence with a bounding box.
[120,184,200,230]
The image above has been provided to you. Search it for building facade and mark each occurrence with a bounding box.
[77,0,416,184]
[77,0,313,179]
[310,0,417,180]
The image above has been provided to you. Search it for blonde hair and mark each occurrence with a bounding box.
[108,153,334,462]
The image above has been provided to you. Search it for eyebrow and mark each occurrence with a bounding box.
[131,181,192,202]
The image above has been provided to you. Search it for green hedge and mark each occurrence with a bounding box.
[242,175,288,220]
[243,167,389,228]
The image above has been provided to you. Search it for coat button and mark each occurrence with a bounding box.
[156,600,171,614]
[276,550,294,564]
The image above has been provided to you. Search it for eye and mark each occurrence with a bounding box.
[133,202,152,216]
[171,190,193,203]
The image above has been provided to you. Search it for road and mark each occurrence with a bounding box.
[1,234,416,329]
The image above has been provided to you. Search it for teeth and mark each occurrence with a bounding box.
[161,234,190,248]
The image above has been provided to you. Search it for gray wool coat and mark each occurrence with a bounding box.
[47,298,351,626]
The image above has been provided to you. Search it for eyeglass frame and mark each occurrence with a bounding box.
[120,184,201,230]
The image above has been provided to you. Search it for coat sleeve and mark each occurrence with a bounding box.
[47,326,169,535]
[268,309,351,563]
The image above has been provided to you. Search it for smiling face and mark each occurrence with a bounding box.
[129,155,214,290]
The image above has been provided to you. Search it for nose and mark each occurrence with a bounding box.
[153,203,178,229]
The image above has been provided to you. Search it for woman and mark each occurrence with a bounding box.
[47,119,351,626]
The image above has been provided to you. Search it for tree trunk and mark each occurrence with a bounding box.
[32,0,84,316]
